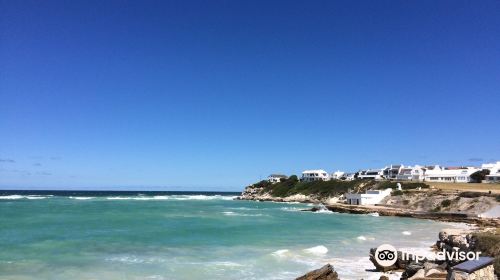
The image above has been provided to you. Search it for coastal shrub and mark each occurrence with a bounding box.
[288,175,298,182]
[432,206,441,212]
[391,190,403,196]
[472,232,500,276]
[440,199,451,207]
[470,169,490,182]
[458,191,486,198]
[263,179,364,198]
[402,200,410,205]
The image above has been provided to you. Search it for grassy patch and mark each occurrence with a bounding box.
[473,232,500,276]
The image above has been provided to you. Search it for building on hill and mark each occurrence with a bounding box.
[331,171,345,180]
[396,165,425,181]
[345,188,392,205]
[358,169,384,180]
[423,165,480,183]
[267,174,288,184]
[483,161,500,183]
[481,161,500,171]
[383,164,403,180]
[342,173,356,181]
[301,170,330,182]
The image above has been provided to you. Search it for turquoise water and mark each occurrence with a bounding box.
[0,192,459,280]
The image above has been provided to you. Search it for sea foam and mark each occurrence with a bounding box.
[303,245,328,255]
[0,195,52,200]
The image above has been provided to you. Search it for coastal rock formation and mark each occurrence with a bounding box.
[295,264,339,280]
[436,230,476,258]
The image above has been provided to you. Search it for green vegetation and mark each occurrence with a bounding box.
[391,190,404,196]
[440,199,451,207]
[250,177,369,198]
[249,178,430,198]
[432,206,441,212]
[473,232,500,276]
[459,191,488,198]
[470,169,490,182]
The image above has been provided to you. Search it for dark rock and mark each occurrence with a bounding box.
[447,235,468,249]
[379,275,389,280]
[438,231,448,242]
[295,264,339,280]
[401,263,424,279]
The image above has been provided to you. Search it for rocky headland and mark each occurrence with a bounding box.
[238,178,500,226]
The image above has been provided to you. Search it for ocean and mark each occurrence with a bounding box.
[0,191,464,280]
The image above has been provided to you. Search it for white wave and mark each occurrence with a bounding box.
[222,211,264,217]
[326,256,402,280]
[105,256,167,264]
[402,231,412,235]
[314,208,333,214]
[170,195,236,201]
[69,196,95,200]
[280,207,305,212]
[0,195,51,200]
[0,195,24,200]
[368,212,379,217]
[271,249,290,257]
[303,245,328,255]
[106,196,169,200]
[211,261,243,267]
[357,235,375,241]
[26,196,49,199]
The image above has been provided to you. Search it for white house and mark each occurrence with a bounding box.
[358,169,384,180]
[483,161,500,183]
[267,174,288,184]
[345,188,392,205]
[396,165,425,181]
[343,173,356,181]
[331,171,345,180]
[481,161,500,171]
[383,164,403,180]
[301,170,330,182]
[423,165,480,183]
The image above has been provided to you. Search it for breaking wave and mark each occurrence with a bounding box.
[303,245,328,255]
[105,195,236,201]
[69,196,95,200]
[0,195,52,200]
[222,211,265,217]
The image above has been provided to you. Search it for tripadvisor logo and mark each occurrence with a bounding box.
[374,244,482,267]
[375,244,398,267]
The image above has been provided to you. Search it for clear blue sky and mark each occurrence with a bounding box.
[1,0,499,191]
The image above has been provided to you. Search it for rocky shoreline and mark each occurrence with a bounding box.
[295,228,498,280]
[237,185,500,227]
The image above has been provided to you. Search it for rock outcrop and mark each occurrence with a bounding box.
[295,264,339,280]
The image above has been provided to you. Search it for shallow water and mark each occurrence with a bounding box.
[0,192,462,280]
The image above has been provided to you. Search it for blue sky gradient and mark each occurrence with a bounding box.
[1,0,499,190]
